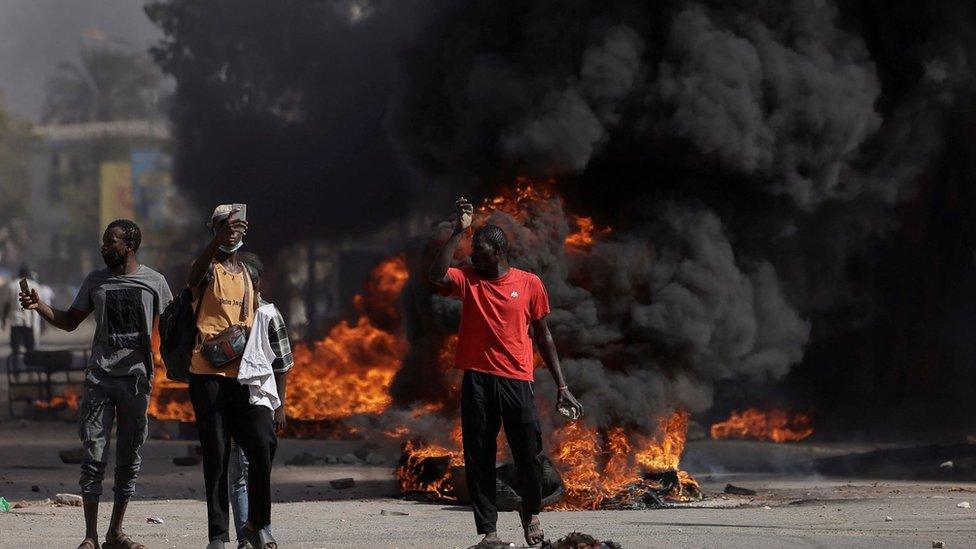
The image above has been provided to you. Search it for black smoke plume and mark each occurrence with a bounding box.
[153,0,976,435]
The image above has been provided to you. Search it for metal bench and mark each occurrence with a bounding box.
[5,348,89,418]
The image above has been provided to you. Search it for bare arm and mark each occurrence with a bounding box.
[273,371,288,433]
[20,289,88,332]
[188,215,248,287]
[187,239,221,288]
[428,198,473,287]
[531,316,583,417]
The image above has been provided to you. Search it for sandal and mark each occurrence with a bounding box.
[77,540,98,549]
[242,526,277,549]
[101,532,148,549]
[521,514,545,547]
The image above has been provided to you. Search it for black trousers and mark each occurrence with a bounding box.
[461,369,545,535]
[10,326,35,354]
[189,373,277,542]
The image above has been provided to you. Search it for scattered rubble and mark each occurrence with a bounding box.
[884,516,893,522]
[58,448,85,464]
[330,478,355,490]
[932,541,945,548]
[30,485,39,492]
[55,493,83,506]
[956,501,970,509]
[940,461,954,469]
[147,517,165,524]
[12,499,51,509]
[724,484,756,496]
[541,531,622,549]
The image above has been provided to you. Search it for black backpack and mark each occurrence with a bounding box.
[159,275,209,383]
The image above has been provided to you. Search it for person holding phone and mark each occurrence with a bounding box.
[20,220,173,549]
[187,205,278,549]
[2,266,40,354]
[428,198,583,548]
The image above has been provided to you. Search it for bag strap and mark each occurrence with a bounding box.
[240,268,251,323]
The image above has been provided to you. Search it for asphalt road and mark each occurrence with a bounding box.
[1,422,975,548]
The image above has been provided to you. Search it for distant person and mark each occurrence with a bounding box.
[20,220,173,549]
[187,205,277,549]
[3,266,40,353]
[228,251,292,549]
[429,198,584,548]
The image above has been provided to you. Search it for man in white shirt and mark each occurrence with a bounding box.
[2,266,40,353]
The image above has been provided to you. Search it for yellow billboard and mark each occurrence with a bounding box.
[99,161,134,229]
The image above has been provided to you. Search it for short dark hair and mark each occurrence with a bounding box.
[107,219,142,252]
[239,251,264,286]
[473,224,509,255]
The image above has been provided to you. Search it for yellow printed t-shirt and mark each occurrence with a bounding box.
[190,261,255,378]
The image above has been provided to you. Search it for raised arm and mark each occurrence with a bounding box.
[188,213,248,287]
[20,289,89,332]
[428,197,473,287]
[531,316,584,418]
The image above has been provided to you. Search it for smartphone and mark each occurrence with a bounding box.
[230,203,247,222]
[19,278,29,295]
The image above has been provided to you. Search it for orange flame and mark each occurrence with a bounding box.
[31,386,80,411]
[565,216,612,250]
[144,178,704,511]
[149,325,196,421]
[286,317,404,420]
[396,424,464,500]
[710,408,814,442]
[549,411,697,509]
[353,256,409,326]
[635,411,690,472]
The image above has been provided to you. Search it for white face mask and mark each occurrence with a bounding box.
[219,240,244,254]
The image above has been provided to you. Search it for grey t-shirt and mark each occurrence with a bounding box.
[71,265,174,376]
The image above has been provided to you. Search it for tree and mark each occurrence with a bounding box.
[42,46,163,124]
[0,102,35,267]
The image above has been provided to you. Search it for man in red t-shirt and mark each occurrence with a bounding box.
[429,198,584,548]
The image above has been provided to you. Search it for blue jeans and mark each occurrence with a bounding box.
[228,438,272,543]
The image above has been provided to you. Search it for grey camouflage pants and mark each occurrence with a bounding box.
[78,368,150,501]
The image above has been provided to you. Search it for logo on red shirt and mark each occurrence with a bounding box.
[510,291,519,299]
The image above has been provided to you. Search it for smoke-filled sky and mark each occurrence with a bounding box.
[9,0,973,432]
[0,0,163,121]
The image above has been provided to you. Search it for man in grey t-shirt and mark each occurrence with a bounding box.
[21,219,172,549]
[71,263,173,377]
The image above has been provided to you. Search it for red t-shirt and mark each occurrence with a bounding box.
[440,266,550,381]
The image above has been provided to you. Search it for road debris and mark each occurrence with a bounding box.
[330,478,355,489]
[55,493,83,506]
[956,501,970,508]
[147,517,165,524]
[58,448,85,464]
[724,484,756,496]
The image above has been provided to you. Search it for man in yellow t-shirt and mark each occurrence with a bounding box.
[186,205,277,549]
